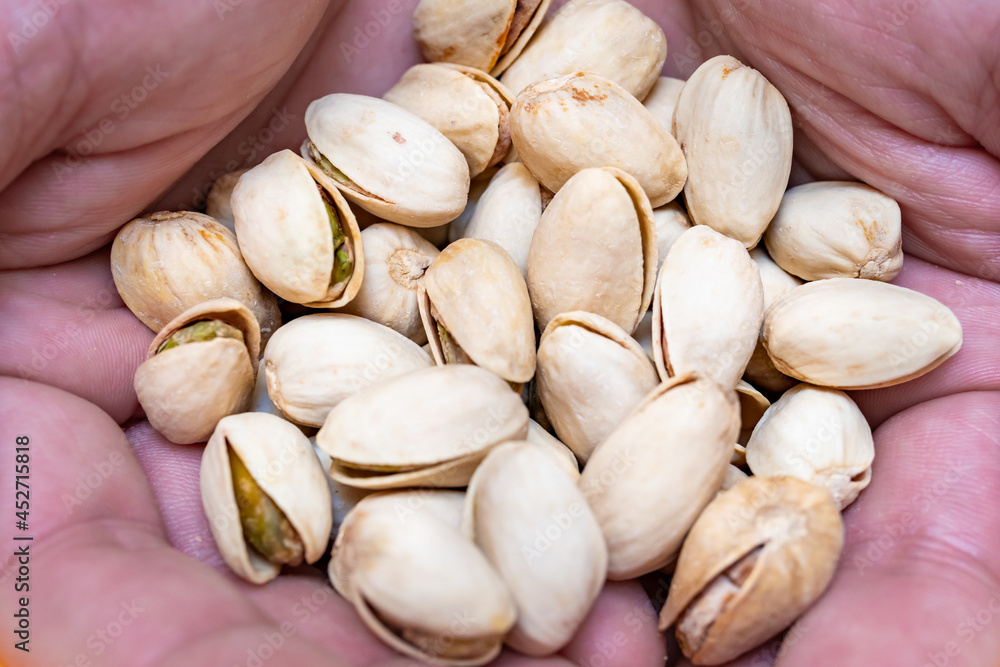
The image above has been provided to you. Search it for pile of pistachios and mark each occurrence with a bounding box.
[110,0,964,664]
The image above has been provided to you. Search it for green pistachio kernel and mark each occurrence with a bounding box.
[229,448,304,567]
[156,320,244,354]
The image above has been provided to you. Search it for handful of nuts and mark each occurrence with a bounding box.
[110,0,964,664]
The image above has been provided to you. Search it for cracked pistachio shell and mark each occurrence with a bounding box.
[763,278,963,389]
[462,162,543,276]
[134,298,259,445]
[537,311,659,463]
[652,202,693,276]
[464,442,606,655]
[765,181,904,281]
[527,167,657,333]
[500,0,666,100]
[580,374,739,579]
[746,384,873,509]
[317,365,529,489]
[742,247,802,393]
[413,0,551,76]
[264,314,433,428]
[304,94,470,227]
[643,76,686,137]
[201,412,332,584]
[674,55,793,248]
[231,149,364,308]
[653,226,764,390]
[205,169,248,233]
[511,73,687,207]
[384,64,514,178]
[420,238,536,384]
[331,491,515,666]
[526,421,580,479]
[335,223,440,344]
[111,211,280,343]
[659,476,843,665]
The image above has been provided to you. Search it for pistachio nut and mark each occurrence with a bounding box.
[304,94,470,227]
[511,72,687,207]
[643,76,686,137]
[317,365,529,489]
[527,167,657,333]
[413,0,551,76]
[526,420,580,479]
[384,64,514,178]
[580,374,739,579]
[419,238,536,385]
[200,412,332,584]
[674,55,793,248]
[111,211,280,343]
[536,311,660,463]
[231,149,364,308]
[659,476,844,665]
[652,201,693,276]
[742,247,802,393]
[465,442,607,655]
[746,383,874,509]
[264,314,433,428]
[762,278,963,389]
[652,226,764,390]
[335,222,440,344]
[765,181,904,281]
[331,491,515,666]
[205,169,248,233]
[134,298,260,444]
[499,0,666,100]
[462,162,545,276]
[721,465,748,492]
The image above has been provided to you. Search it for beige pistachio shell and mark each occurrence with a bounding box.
[742,247,802,393]
[721,465,748,492]
[526,421,580,479]
[653,226,764,390]
[643,76,686,136]
[134,299,259,445]
[465,442,607,655]
[111,211,280,343]
[536,311,660,463]
[652,202,693,276]
[511,72,687,207]
[763,278,963,389]
[205,169,248,233]
[500,0,666,100]
[462,162,543,276]
[304,94,470,227]
[579,374,739,579]
[674,55,793,248]
[527,167,657,333]
[449,175,494,243]
[335,223,440,344]
[384,64,514,178]
[331,491,515,666]
[420,238,536,383]
[659,476,843,665]
[746,384,874,509]
[765,181,904,281]
[231,149,364,308]
[200,412,332,584]
[736,380,770,448]
[264,314,432,428]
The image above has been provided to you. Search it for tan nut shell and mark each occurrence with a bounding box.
[304,94,470,227]
[200,412,332,584]
[746,383,874,509]
[231,149,364,308]
[419,239,536,383]
[511,73,687,207]
[742,247,802,393]
[465,442,607,655]
[111,211,280,343]
[652,202,693,276]
[384,64,514,178]
[643,76,686,137]
[579,374,739,579]
[331,491,515,666]
[653,226,764,390]
[762,278,963,389]
[500,0,666,100]
[765,181,904,281]
[462,162,543,276]
[659,476,844,665]
[134,298,260,445]
[536,311,660,463]
[527,167,657,333]
[264,314,432,428]
[526,421,580,479]
[674,55,793,248]
[721,465,748,492]
[316,365,529,488]
[205,169,248,233]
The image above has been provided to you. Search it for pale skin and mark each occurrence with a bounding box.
[0,0,998,665]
